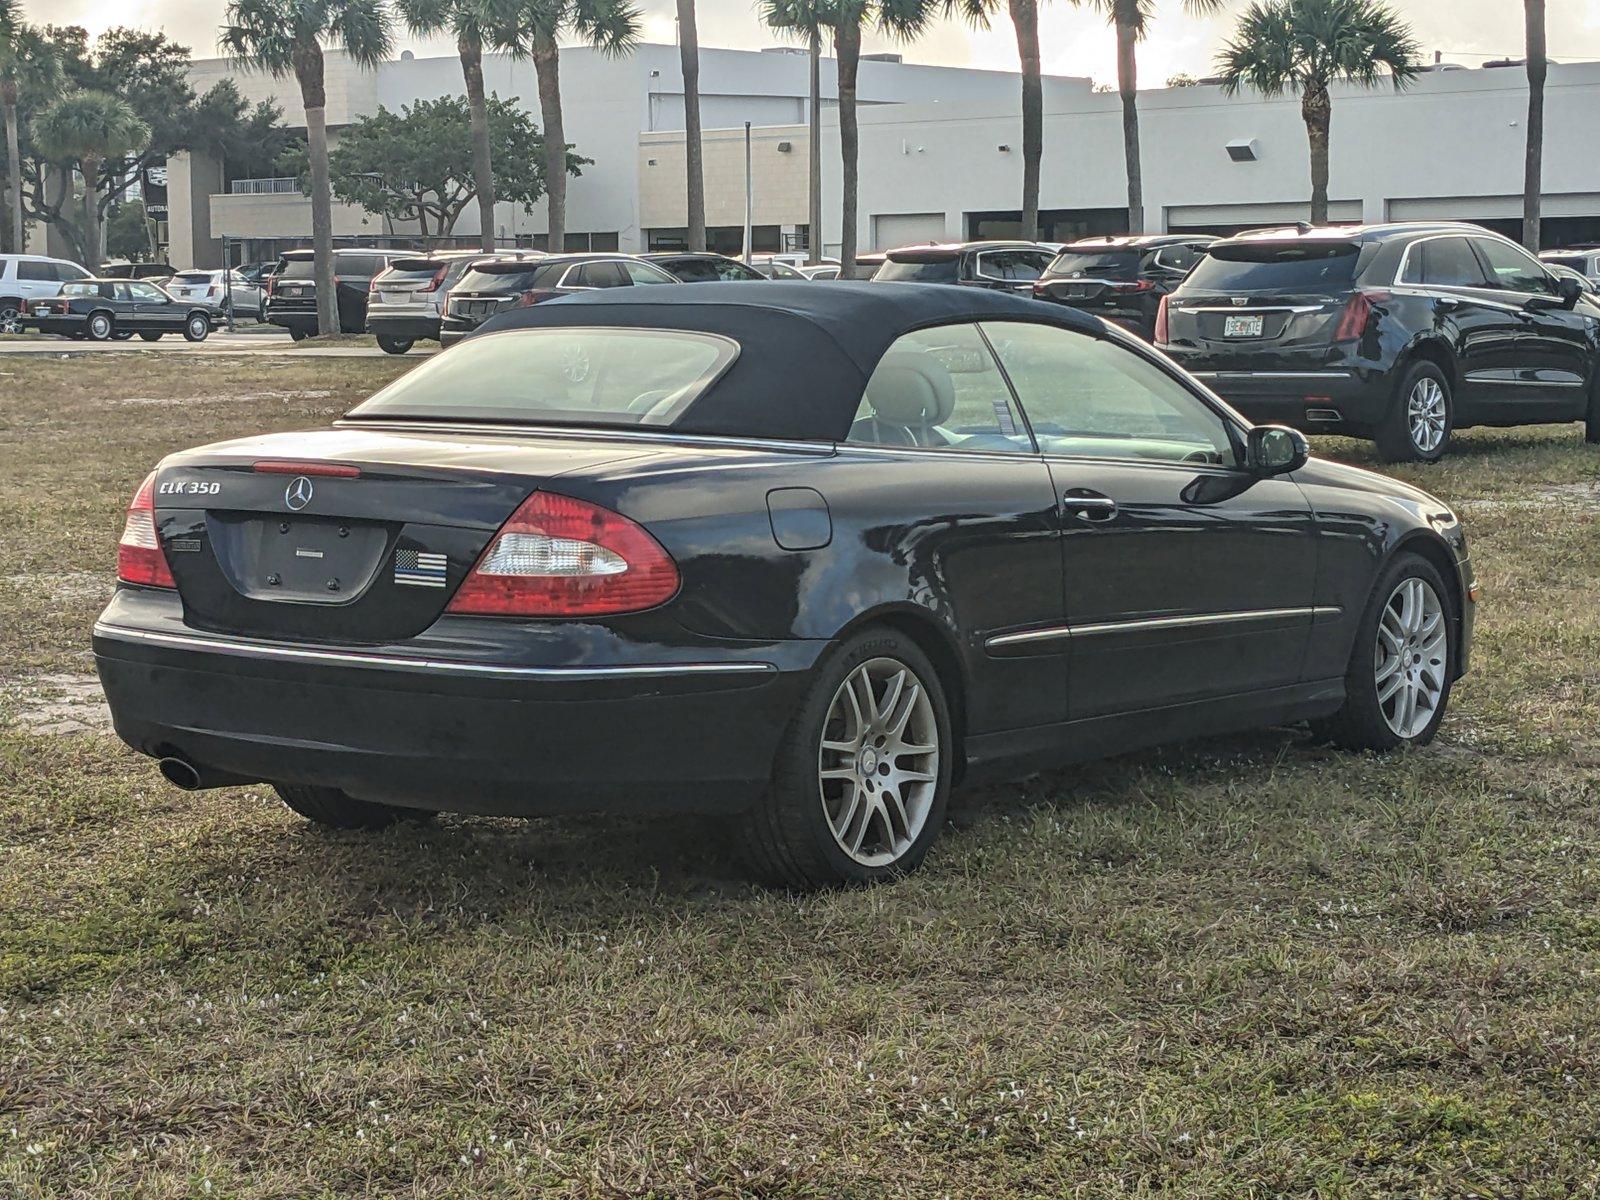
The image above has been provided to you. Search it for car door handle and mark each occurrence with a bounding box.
[1436,297,1463,313]
[1062,491,1118,521]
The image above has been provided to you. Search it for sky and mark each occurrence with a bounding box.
[20,0,1600,87]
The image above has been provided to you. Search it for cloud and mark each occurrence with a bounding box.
[19,0,1597,80]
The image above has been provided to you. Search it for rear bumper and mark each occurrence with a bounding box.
[22,315,86,336]
[1177,363,1395,430]
[367,308,442,342]
[92,588,822,815]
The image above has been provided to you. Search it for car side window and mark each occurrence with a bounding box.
[623,261,677,285]
[714,260,754,281]
[17,261,52,281]
[1153,244,1201,273]
[569,262,628,288]
[845,323,1032,453]
[672,259,718,282]
[977,251,1049,282]
[129,282,166,302]
[1415,238,1490,288]
[1473,238,1556,294]
[981,321,1237,467]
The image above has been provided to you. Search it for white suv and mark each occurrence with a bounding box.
[1,254,93,333]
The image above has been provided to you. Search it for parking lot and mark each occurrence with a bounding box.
[2,351,1598,1194]
[0,328,435,358]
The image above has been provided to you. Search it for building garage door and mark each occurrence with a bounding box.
[872,212,947,251]
[1166,200,1362,236]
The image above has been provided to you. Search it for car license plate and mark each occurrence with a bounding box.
[283,286,303,297]
[33,304,49,315]
[1224,314,1264,338]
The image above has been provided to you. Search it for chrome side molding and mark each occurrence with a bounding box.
[985,605,1342,651]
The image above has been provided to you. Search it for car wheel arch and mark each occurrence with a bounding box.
[1385,531,1465,671]
[831,603,969,775]
[1399,337,1458,390]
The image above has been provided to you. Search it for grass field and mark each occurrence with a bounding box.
[2,355,1598,1198]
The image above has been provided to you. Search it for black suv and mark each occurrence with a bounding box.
[265,248,408,340]
[642,252,766,283]
[439,254,680,346]
[1159,222,1600,461]
[1033,234,1215,339]
[870,242,1057,294]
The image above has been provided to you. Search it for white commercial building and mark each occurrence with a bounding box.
[162,45,1600,269]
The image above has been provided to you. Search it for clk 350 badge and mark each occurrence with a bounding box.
[157,480,221,496]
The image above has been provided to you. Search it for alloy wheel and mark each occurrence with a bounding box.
[1407,377,1447,454]
[0,306,20,335]
[1374,576,1447,739]
[817,656,940,867]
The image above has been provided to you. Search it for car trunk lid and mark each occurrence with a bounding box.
[150,426,647,644]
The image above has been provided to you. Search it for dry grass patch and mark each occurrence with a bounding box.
[1,362,1598,1197]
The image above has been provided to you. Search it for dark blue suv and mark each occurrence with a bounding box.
[1158,222,1600,461]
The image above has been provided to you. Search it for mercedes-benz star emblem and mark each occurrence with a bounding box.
[285,476,314,511]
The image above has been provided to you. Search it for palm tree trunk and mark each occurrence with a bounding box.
[1008,0,1042,241]
[294,40,338,337]
[3,91,22,254]
[531,33,566,253]
[1523,0,1546,251]
[807,29,822,264]
[459,35,497,254]
[835,20,860,274]
[1115,16,1142,234]
[1301,81,1331,225]
[678,0,705,253]
[80,156,102,267]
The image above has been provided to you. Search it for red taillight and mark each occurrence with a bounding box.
[265,275,277,297]
[1153,295,1170,344]
[1108,279,1154,292]
[369,277,381,293]
[517,289,558,307]
[446,492,679,617]
[422,265,449,293]
[1335,290,1388,342]
[252,461,362,477]
[117,471,176,589]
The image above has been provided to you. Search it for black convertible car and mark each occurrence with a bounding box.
[26,279,214,342]
[94,284,1476,887]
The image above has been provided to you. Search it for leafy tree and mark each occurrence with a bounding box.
[0,5,60,254]
[189,80,302,185]
[489,0,639,253]
[1085,0,1224,234]
[105,196,154,261]
[31,90,149,264]
[281,94,584,239]
[762,0,965,271]
[397,0,508,253]
[1523,0,1545,250]
[222,0,394,336]
[1216,0,1420,224]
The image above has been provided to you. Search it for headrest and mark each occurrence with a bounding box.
[863,350,956,427]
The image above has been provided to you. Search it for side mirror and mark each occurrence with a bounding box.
[1246,425,1309,476]
[1557,275,1583,309]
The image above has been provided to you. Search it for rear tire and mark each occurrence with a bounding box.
[139,332,163,342]
[274,783,432,831]
[1586,379,1600,444]
[184,314,210,342]
[1315,551,1455,752]
[377,335,415,355]
[737,628,953,889]
[86,312,114,341]
[288,326,309,343]
[1376,361,1452,463]
[0,300,21,334]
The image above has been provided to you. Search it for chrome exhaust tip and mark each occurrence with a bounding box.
[158,756,203,791]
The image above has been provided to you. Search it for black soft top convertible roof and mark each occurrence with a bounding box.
[478,281,1106,442]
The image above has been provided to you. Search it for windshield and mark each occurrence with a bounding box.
[347,328,740,427]
[874,256,959,283]
[1180,241,1360,293]
[1044,251,1141,280]
[380,263,446,285]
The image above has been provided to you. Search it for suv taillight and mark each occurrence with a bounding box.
[446,492,679,617]
[422,265,449,292]
[1107,279,1154,292]
[117,471,176,589]
[517,289,558,307]
[1335,290,1388,342]
[1153,295,1170,344]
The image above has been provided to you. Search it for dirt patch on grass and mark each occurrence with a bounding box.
[112,389,336,407]
[3,672,111,735]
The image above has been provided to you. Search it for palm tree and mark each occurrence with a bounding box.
[762,0,958,273]
[1,5,62,256]
[397,0,502,253]
[1522,0,1545,251]
[677,0,704,252]
[1087,0,1224,234]
[959,0,1054,241]
[1216,0,1420,225]
[31,91,149,266]
[221,0,393,336]
[491,0,639,254]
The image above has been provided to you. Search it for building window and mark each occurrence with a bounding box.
[966,208,1127,243]
[647,227,782,256]
[514,233,620,252]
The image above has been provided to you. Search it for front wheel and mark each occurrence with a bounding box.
[376,335,415,355]
[139,332,164,342]
[86,312,115,341]
[738,628,953,889]
[274,783,433,831]
[288,326,309,343]
[1376,362,1452,463]
[1317,552,1455,751]
[1586,379,1600,444]
[184,314,210,342]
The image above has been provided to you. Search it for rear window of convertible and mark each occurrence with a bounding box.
[347,328,740,427]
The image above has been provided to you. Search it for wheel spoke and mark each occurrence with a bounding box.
[886,682,922,740]
[832,783,865,840]
[882,789,912,844]
[1377,672,1405,705]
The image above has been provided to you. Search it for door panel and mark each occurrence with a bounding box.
[1469,236,1593,416]
[1046,460,1318,717]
